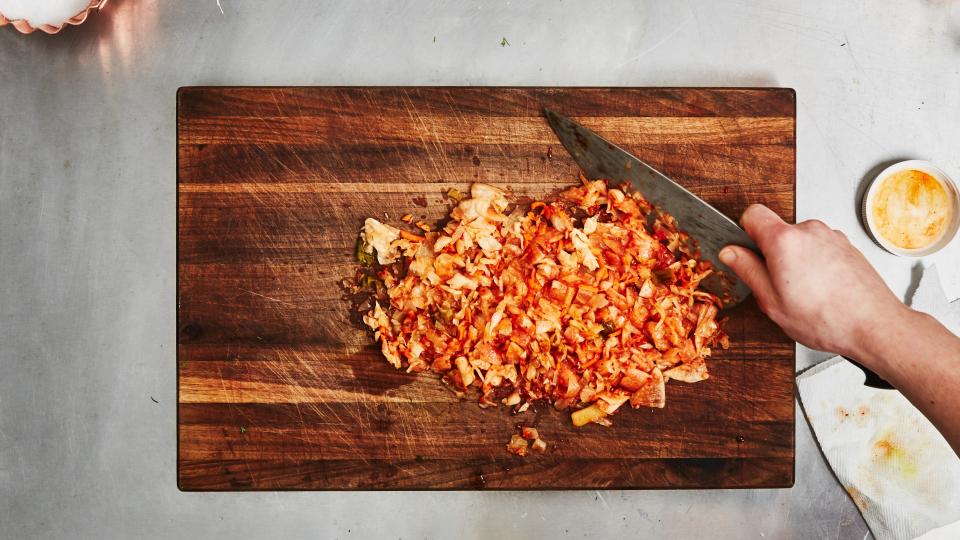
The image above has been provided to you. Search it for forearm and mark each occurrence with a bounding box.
[855,307,960,455]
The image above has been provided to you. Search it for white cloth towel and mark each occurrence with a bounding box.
[797,266,960,540]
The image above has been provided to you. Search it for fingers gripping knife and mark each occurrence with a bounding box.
[543,109,892,389]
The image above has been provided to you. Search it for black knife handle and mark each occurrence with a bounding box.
[841,355,894,389]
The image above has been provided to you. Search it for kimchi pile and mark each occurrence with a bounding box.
[355,179,728,428]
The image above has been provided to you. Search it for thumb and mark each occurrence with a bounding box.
[719,246,776,312]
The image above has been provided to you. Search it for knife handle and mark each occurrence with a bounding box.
[840,356,894,389]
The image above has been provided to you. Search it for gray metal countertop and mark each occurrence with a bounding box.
[3,1,959,538]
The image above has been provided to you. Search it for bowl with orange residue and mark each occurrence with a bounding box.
[862,160,960,257]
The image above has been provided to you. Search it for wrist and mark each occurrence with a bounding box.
[849,303,921,377]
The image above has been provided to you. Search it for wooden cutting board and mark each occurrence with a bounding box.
[177,87,796,490]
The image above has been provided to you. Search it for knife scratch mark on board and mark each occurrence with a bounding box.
[618,459,638,484]
[239,288,298,308]
[400,90,452,182]
[271,91,283,116]
[273,351,369,463]
[307,353,369,460]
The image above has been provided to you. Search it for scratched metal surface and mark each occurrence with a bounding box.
[5,0,960,537]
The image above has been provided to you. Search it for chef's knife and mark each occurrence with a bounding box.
[544,108,758,307]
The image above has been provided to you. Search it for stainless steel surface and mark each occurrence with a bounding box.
[544,108,757,305]
[5,0,960,538]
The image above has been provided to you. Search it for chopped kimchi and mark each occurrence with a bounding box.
[358,179,728,428]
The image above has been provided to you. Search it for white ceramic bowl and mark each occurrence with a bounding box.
[0,0,105,34]
[862,160,960,257]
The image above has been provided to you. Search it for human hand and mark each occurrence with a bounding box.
[719,204,910,358]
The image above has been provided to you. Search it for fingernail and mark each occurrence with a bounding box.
[719,247,736,265]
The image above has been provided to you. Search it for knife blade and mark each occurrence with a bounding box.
[543,108,758,306]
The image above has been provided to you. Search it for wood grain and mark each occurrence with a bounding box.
[177,87,796,490]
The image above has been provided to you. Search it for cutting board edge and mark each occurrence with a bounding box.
[175,86,797,490]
